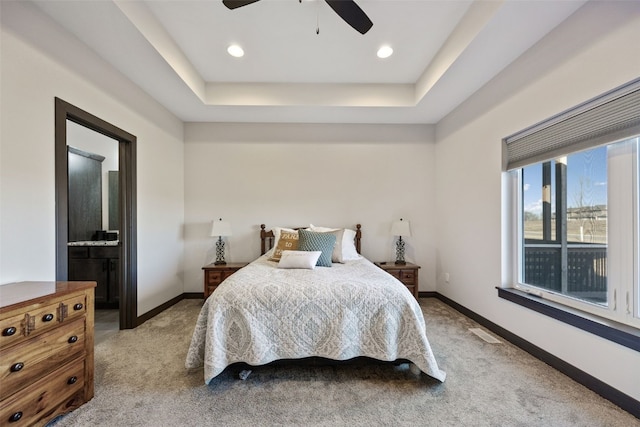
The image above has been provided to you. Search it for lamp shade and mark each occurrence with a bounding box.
[390,219,411,237]
[210,219,232,237]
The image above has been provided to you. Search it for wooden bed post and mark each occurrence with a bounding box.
[355,224,362,254]
[260,224,267,255]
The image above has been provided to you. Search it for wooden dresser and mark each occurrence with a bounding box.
[202,263,248,299]
[0,281,96,426]
[374,262,420,299]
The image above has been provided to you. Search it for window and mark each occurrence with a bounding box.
[516,138,638,328]
[503,78,640,330]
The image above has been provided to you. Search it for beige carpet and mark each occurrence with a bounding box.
[52,298,639,426]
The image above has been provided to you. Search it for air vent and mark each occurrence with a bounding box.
[469,328,501,344]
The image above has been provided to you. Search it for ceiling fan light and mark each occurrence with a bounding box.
[227,44,244,58]
[377,45,393,59]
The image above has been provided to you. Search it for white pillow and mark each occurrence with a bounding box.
[340,228,362,261]
[278,250,321,269]
[309,224,361,262]
[309,224,338,233]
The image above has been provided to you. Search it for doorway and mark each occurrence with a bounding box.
[55,98,137,329]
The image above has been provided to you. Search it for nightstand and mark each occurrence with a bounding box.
[374,262,420,299]
[202,262,248,299]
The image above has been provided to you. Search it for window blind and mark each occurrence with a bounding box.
[503,77,640,170]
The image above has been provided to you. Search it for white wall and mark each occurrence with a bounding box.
[435,1,640,400]
[183,122,436,293]
[0,2,185,316]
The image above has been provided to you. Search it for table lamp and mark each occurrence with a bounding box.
[210,218,232,265]
[391,218,411,265]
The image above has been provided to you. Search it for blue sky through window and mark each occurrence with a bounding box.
[523,146,608,216]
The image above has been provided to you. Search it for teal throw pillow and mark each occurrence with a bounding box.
[298,229,336,267]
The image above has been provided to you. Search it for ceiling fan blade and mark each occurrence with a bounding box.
[324,0,373,35]
[222,0,262,10]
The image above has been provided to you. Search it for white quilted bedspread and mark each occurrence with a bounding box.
[185,255,446,383]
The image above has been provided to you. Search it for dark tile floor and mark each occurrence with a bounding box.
[94,309,119,345]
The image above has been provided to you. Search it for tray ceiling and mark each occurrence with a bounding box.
[30,0,587,123]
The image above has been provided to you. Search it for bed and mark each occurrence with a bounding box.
[185,224,446,383]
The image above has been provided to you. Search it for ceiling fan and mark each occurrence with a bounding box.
[222,0,373,35]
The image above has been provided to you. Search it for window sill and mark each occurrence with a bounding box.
[497,287,640,353]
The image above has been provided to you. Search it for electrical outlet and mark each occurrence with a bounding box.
[444,273,450,283]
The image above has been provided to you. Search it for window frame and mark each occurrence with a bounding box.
[501,155,640,350]
[510,139,639,330]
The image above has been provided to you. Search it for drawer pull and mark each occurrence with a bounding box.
[8,412,22,423]
[10,362,24,372]
[68,376,78,385]
[68,335,78,344]
[2,326,17,336]
[73,303,84,311]
[42,313,54,322]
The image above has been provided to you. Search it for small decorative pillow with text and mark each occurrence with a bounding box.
[269,230,299,261]
[277,250,322,269]
[271,227,295,248]
[297,229,336,267]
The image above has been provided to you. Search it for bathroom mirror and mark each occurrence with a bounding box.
[67,120,119,241]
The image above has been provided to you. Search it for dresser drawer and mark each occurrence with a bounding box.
[0,318,85,400]
[63,293,88,321]
[0,357,85,426]
[206,270,235,284]
[0,295,86,350]
[206,271,223,284]
[0,301,61,349]
[0,312,31,349]
[399,270,416,285]
[385,269,415,284]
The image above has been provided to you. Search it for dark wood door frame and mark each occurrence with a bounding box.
[55,97,137,329]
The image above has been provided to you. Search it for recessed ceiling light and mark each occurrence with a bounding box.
[227,44,244,58]
[377,45,393,59]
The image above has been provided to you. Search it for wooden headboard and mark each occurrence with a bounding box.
[260,224,362,256]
